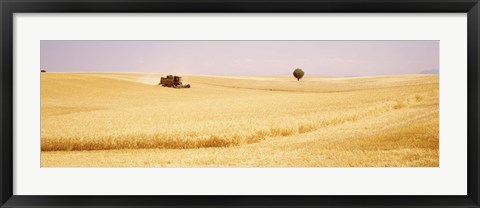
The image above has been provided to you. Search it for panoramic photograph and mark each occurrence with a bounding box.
[40,40,439,167]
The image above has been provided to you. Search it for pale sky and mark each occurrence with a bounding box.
[41,40,439,76]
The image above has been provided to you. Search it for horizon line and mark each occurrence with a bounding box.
[40,71,439,77]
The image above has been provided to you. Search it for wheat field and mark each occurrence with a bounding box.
[40,72,439,167]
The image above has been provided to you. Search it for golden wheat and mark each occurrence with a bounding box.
[41,73,438,167]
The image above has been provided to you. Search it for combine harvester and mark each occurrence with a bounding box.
[159,75,191,88]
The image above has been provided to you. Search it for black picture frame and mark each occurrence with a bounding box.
[1,0,479,207]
